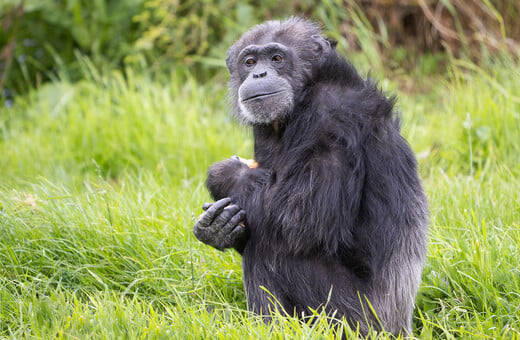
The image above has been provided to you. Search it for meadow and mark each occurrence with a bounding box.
[0,54,519,338]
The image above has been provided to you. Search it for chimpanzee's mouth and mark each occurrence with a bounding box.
[242,90,285,102]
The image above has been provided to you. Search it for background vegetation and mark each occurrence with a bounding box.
[1,0,519,338]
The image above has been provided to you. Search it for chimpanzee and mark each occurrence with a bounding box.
[193,17,428,336]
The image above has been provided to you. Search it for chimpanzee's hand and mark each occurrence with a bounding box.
[193,197,248,251]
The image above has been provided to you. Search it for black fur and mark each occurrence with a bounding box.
[194,18,428,336]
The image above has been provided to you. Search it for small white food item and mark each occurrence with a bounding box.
[239,157,258,169]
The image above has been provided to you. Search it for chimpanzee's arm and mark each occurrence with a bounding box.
[206,157,269,201]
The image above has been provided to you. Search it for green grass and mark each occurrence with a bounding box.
[0,58,519,339]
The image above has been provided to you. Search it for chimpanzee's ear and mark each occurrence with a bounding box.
[311,35,335,61]
[226,55,233,73]
[226,46,236,74]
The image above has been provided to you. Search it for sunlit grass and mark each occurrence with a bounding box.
[0,57,519,338]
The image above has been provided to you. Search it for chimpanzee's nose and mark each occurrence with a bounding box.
[253,70,267,78]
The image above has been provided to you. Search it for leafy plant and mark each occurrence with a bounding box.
[1,0,145,98]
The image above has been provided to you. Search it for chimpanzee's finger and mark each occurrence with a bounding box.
[229,224,248,243]
[221,209,246,235]
[197,197,231,225]
[202,202,213,211]
[211,204,241,228]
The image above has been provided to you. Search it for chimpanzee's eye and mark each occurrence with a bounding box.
[272,55,283,62]
[245,58,256,65]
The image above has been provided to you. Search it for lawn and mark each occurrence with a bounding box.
[0,57,519,338]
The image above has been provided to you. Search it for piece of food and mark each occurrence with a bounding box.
[239,157,258,169]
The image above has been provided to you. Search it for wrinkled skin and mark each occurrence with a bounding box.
[193,197,248,251]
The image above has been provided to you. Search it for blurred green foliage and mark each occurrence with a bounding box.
[131,0,256,66]
[0,0,146,99]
